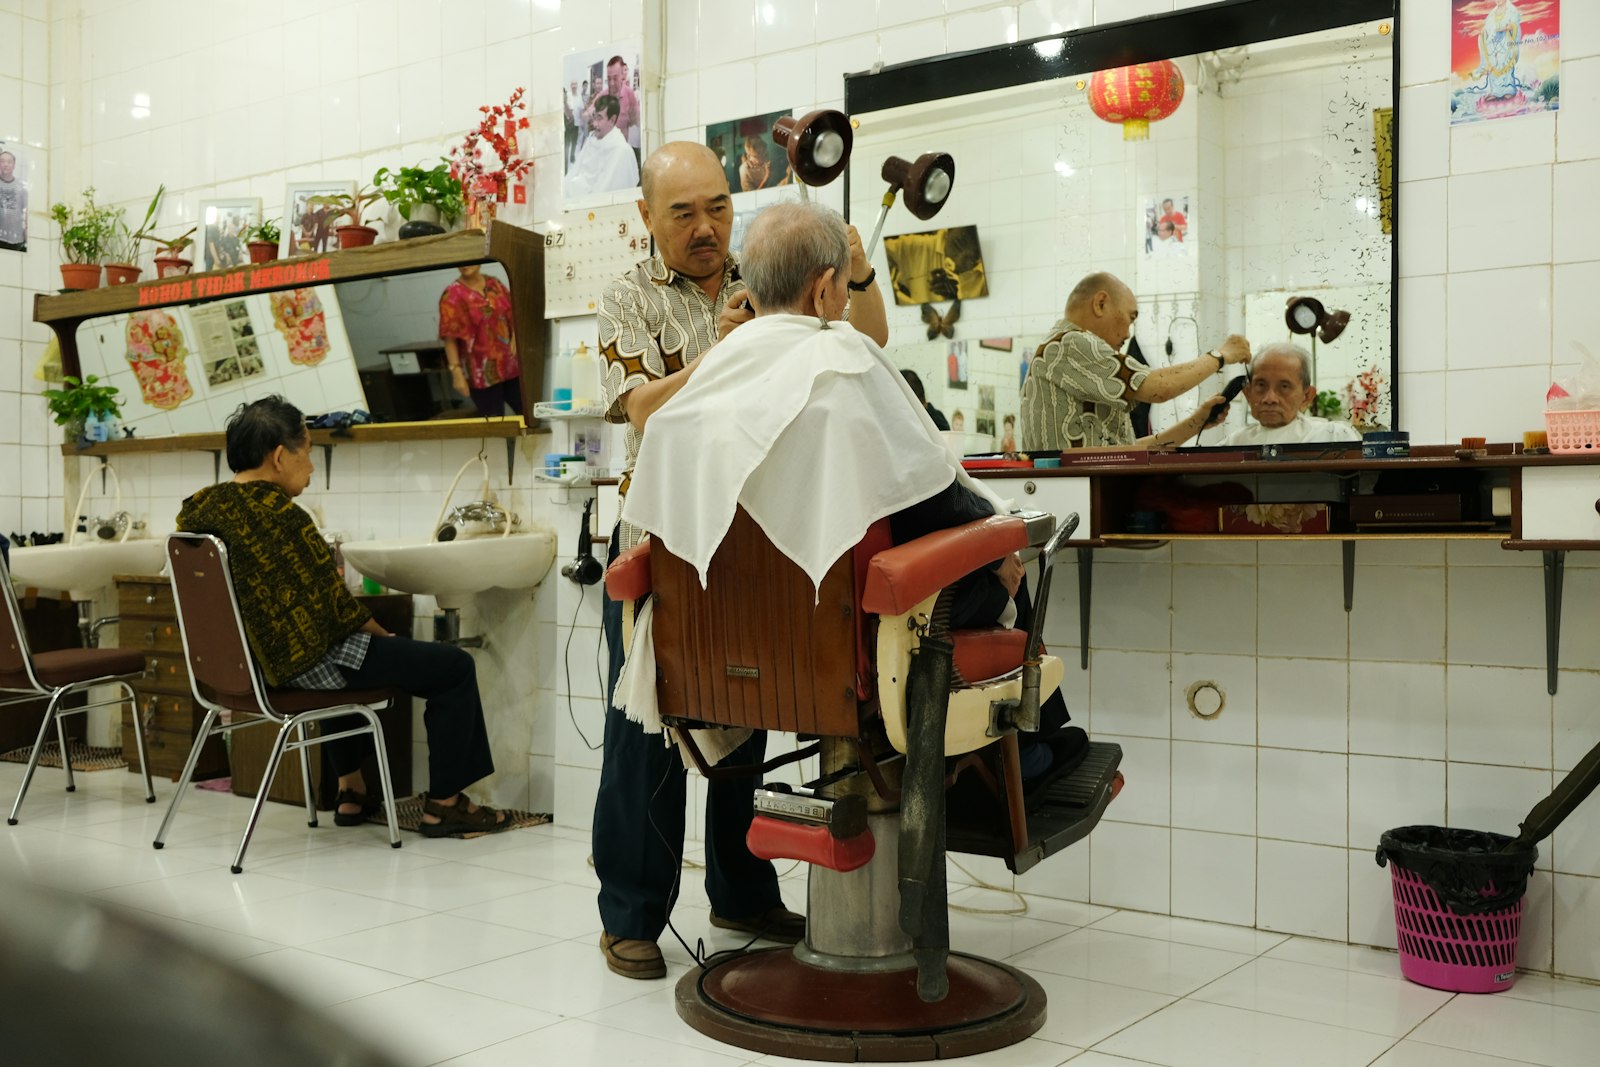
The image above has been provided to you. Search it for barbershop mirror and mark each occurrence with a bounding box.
[846,0,1398,450]
[71,264,518,437]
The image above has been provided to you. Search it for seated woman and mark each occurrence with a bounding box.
[623,200,1083,794]
[176,396,506,836]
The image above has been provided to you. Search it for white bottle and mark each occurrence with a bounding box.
[570,341,601,411]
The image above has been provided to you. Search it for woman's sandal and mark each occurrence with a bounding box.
[333,789,384,827]
[418,792,510,838]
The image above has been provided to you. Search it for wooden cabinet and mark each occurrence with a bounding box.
[115,574,227,781]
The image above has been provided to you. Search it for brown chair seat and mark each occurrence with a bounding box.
[28,647,148,688]
[950,628,1027,684]
[209,685,400,716]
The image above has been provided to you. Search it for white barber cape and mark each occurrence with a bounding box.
[622,313,1007,592]
[615,314,1009,762]
[1212,414,1362,447]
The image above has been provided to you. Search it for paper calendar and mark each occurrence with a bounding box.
[543,203,652,318]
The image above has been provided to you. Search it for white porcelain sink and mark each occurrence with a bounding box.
[8,540,167,600]
[340,530,558,608]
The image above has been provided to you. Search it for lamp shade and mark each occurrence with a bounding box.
[1087,60,1185,141]
[772,110,853,187]
[881,152,956,220]
[1284,296,1351,343]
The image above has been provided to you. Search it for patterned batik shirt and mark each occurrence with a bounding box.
[1019,318,1151,451]
[597,252,745,550]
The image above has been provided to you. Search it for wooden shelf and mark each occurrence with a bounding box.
[61,417,531,457]
[1097,531,1507,542]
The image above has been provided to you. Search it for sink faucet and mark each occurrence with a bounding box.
[85,512,145,541]
[436,501,519,542]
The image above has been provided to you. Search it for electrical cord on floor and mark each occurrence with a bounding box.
[946,853,1030,917]
[563,585,603,750]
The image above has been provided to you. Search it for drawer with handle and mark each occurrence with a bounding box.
[118,581,175,620]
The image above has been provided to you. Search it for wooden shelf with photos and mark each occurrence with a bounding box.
[36,222,555,455]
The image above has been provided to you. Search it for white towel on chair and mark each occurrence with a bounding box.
[621,314,1008,594]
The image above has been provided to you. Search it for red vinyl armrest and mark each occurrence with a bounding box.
[605,542,652,601]
[861,514,1028,617]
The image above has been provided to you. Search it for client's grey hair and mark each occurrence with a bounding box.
[1251,342,1313,387]
[740,200,851,313]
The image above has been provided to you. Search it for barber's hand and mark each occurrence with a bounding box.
[449,365,469,396]
[719,291,754,339]
[1199,392,1231,429]
[995,553,1025,598]
[846,225,873,286]
[1218,334,1251,365]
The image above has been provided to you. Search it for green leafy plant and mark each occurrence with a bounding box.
[42,374,122,426]
[309,185,385,228]
[49,188,122,264]
[145,225,198,258]
[248,217,282,244]
[1312,390,1343,420]
[374,161,466,224]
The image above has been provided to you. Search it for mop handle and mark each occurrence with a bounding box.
[1513,738,1600,848]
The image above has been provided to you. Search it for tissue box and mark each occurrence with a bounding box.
[1219,503,1331,535]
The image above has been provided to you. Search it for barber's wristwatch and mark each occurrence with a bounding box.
[848,268,877,292]
[1208,349,1226,371]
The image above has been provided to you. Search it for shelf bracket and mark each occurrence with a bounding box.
[505,437,517,484]
[208,449,222,485]
[99,455,109,493]
[1077,547,1094,670]
[1342,540,1355,613]
[321,444,334,490]
[1544,549,1565,696]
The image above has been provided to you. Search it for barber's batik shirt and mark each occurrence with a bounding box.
[598,253,745,551]
[1020,318,1151,450]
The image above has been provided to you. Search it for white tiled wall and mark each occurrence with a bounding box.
[14,0,1600,982]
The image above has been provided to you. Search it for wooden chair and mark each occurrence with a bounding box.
[606,507,1121,1061]
[1,552,154,825]
[153,533,402,872]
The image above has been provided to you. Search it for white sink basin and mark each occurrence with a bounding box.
[340,530,558,608]
[8,540,167,600]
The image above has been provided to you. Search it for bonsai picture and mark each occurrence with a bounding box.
[374,161,465,237]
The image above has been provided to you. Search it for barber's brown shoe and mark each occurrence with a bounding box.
[709,904,806,944]
[599,932,667,979]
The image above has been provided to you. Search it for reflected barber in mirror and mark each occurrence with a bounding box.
[1019,271,1251,451]
[438,264,522,417]
[1210,342,1360,446]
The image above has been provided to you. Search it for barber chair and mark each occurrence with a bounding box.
[605,508,1122,1061]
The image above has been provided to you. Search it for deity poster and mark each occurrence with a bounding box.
[1450,0,1560,125]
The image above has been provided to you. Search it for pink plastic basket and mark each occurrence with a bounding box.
[1545,409,1600,454]
[1389,862,1523,993]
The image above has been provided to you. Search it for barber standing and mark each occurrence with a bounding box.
[591,144,890,982]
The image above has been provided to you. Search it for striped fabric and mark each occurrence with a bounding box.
[1020,318,1150,451]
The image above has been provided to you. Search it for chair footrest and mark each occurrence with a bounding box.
[746,814,876,872]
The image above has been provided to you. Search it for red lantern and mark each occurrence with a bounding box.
[1087,60,1185,141]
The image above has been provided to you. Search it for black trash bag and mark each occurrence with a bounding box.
[1375,825,1537,916]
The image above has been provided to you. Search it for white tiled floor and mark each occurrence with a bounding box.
[4,760,1600,1066]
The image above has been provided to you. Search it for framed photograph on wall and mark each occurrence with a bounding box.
[561,41,643,207]
[283,181,355,257]
[196,197,260,271]
[0,140,30,252]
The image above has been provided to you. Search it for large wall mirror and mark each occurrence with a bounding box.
[845,0,1399,451]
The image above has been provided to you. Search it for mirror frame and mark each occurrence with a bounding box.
[843,0,1402,430]
[34,222,548,441]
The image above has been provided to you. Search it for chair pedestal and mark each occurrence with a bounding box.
[675,814,1045,1061]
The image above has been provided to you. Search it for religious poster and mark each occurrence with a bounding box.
[1450,0,1560,125]
[189,300,265,389]
[125,310,194,410]
[270,288,331,366]
[0,140,27,251]
[1143,194,1191,257]
[562,41,643,205]
[706,108,794,194]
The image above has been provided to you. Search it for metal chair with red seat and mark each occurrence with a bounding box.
[2,552,155,825]
[606,506,1122,1061]
[153,533,402,872]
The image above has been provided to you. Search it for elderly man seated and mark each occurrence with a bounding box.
[621,200,1081,784]
[1212,342,1363,446]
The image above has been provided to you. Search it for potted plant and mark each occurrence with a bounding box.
[146,226,198,277]
[374,161,466,238]
[105,184,165,285]
[246,218,281,263]
[42,374,122,447]
[48,188,120,290]
[310,186,384,248]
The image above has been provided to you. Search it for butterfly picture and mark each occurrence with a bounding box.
[921,297,961,340]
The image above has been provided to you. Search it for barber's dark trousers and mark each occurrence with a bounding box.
[325,635,496,800]
[592,529,783,941]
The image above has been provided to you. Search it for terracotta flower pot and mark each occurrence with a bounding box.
[104,263,142,285]
[154,255,193,277]
[59,263,103,290]
[336,225,378,249]
[247,240,279,264]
